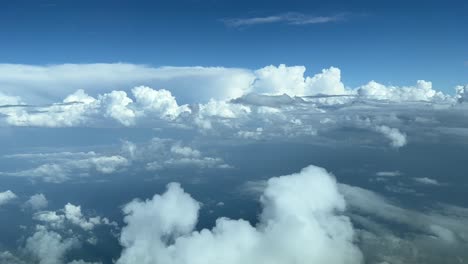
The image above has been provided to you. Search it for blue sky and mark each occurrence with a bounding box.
[0,0,467,91]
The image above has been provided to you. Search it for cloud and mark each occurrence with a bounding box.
[0,64,255,104]
[1,152,129,183]
[374,125,407,148]
[116,165,363,264]
[1,87,191,127]
[1,64,466,153]
[0,63,461,107]
[132,86,191,120]
[413,177,441,185]
[252,64,347,96]
[0,251,26,264]
[340,184,468,263]
[0,92,23,105]
[0,190,17,206]
[121,138,231,171]
[222,12,346,27]
[25,194,49,211]
[34,203,115,231]
[24,225,78,264]
[357,80,448,102]
[376,171,402,177]
[455,84,468,103]
[339,184,468,243]
[0,138,230,183]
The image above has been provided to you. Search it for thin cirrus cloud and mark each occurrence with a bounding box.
[221,12,347,27]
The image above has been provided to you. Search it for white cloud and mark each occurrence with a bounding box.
[121,138,231,171]
[34,203,113,232]
[2,87,191,127]
[252,64,308,96]
[170,144,201,158]
[222,12,346,27]
[252,64,347,96]
[1,151,129,182]
[305,66,347,95]
[198,99,251,119]
[25,225,78,264]
[0,190,17,206]
[25,194,49,211]
[1,139,229,183]
[116,165,362,264]
[0,64,255,104]
[98,91,136,126]
[132,86,191,120]
[374,125,407,148]
[413,177,440,185]
[357,80,449,102]
[1,152,129,183]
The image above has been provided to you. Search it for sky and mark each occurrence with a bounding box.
[0,0,467,90]
[1,1,468,264]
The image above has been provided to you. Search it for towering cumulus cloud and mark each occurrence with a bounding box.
[117,165,362,264]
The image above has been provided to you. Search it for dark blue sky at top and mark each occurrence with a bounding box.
[0,0,467,91]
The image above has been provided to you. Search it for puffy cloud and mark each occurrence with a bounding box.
[197,99,251,119]
[0,190,17,206]
[24,225,78,264]
[132,86,191,120]
[34,203,114,231]
[25,194,49,211]
[193,99,252,130]
[170,144,201,158]
[98,91,136,126]
[304,66,347,95]
[1,87,190,127]
[252,64,307,95]
[252,64,347,96]
[357,80,448,102]
[374,125,407,148]
[116,165,363,264]
[87,156,129,174]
